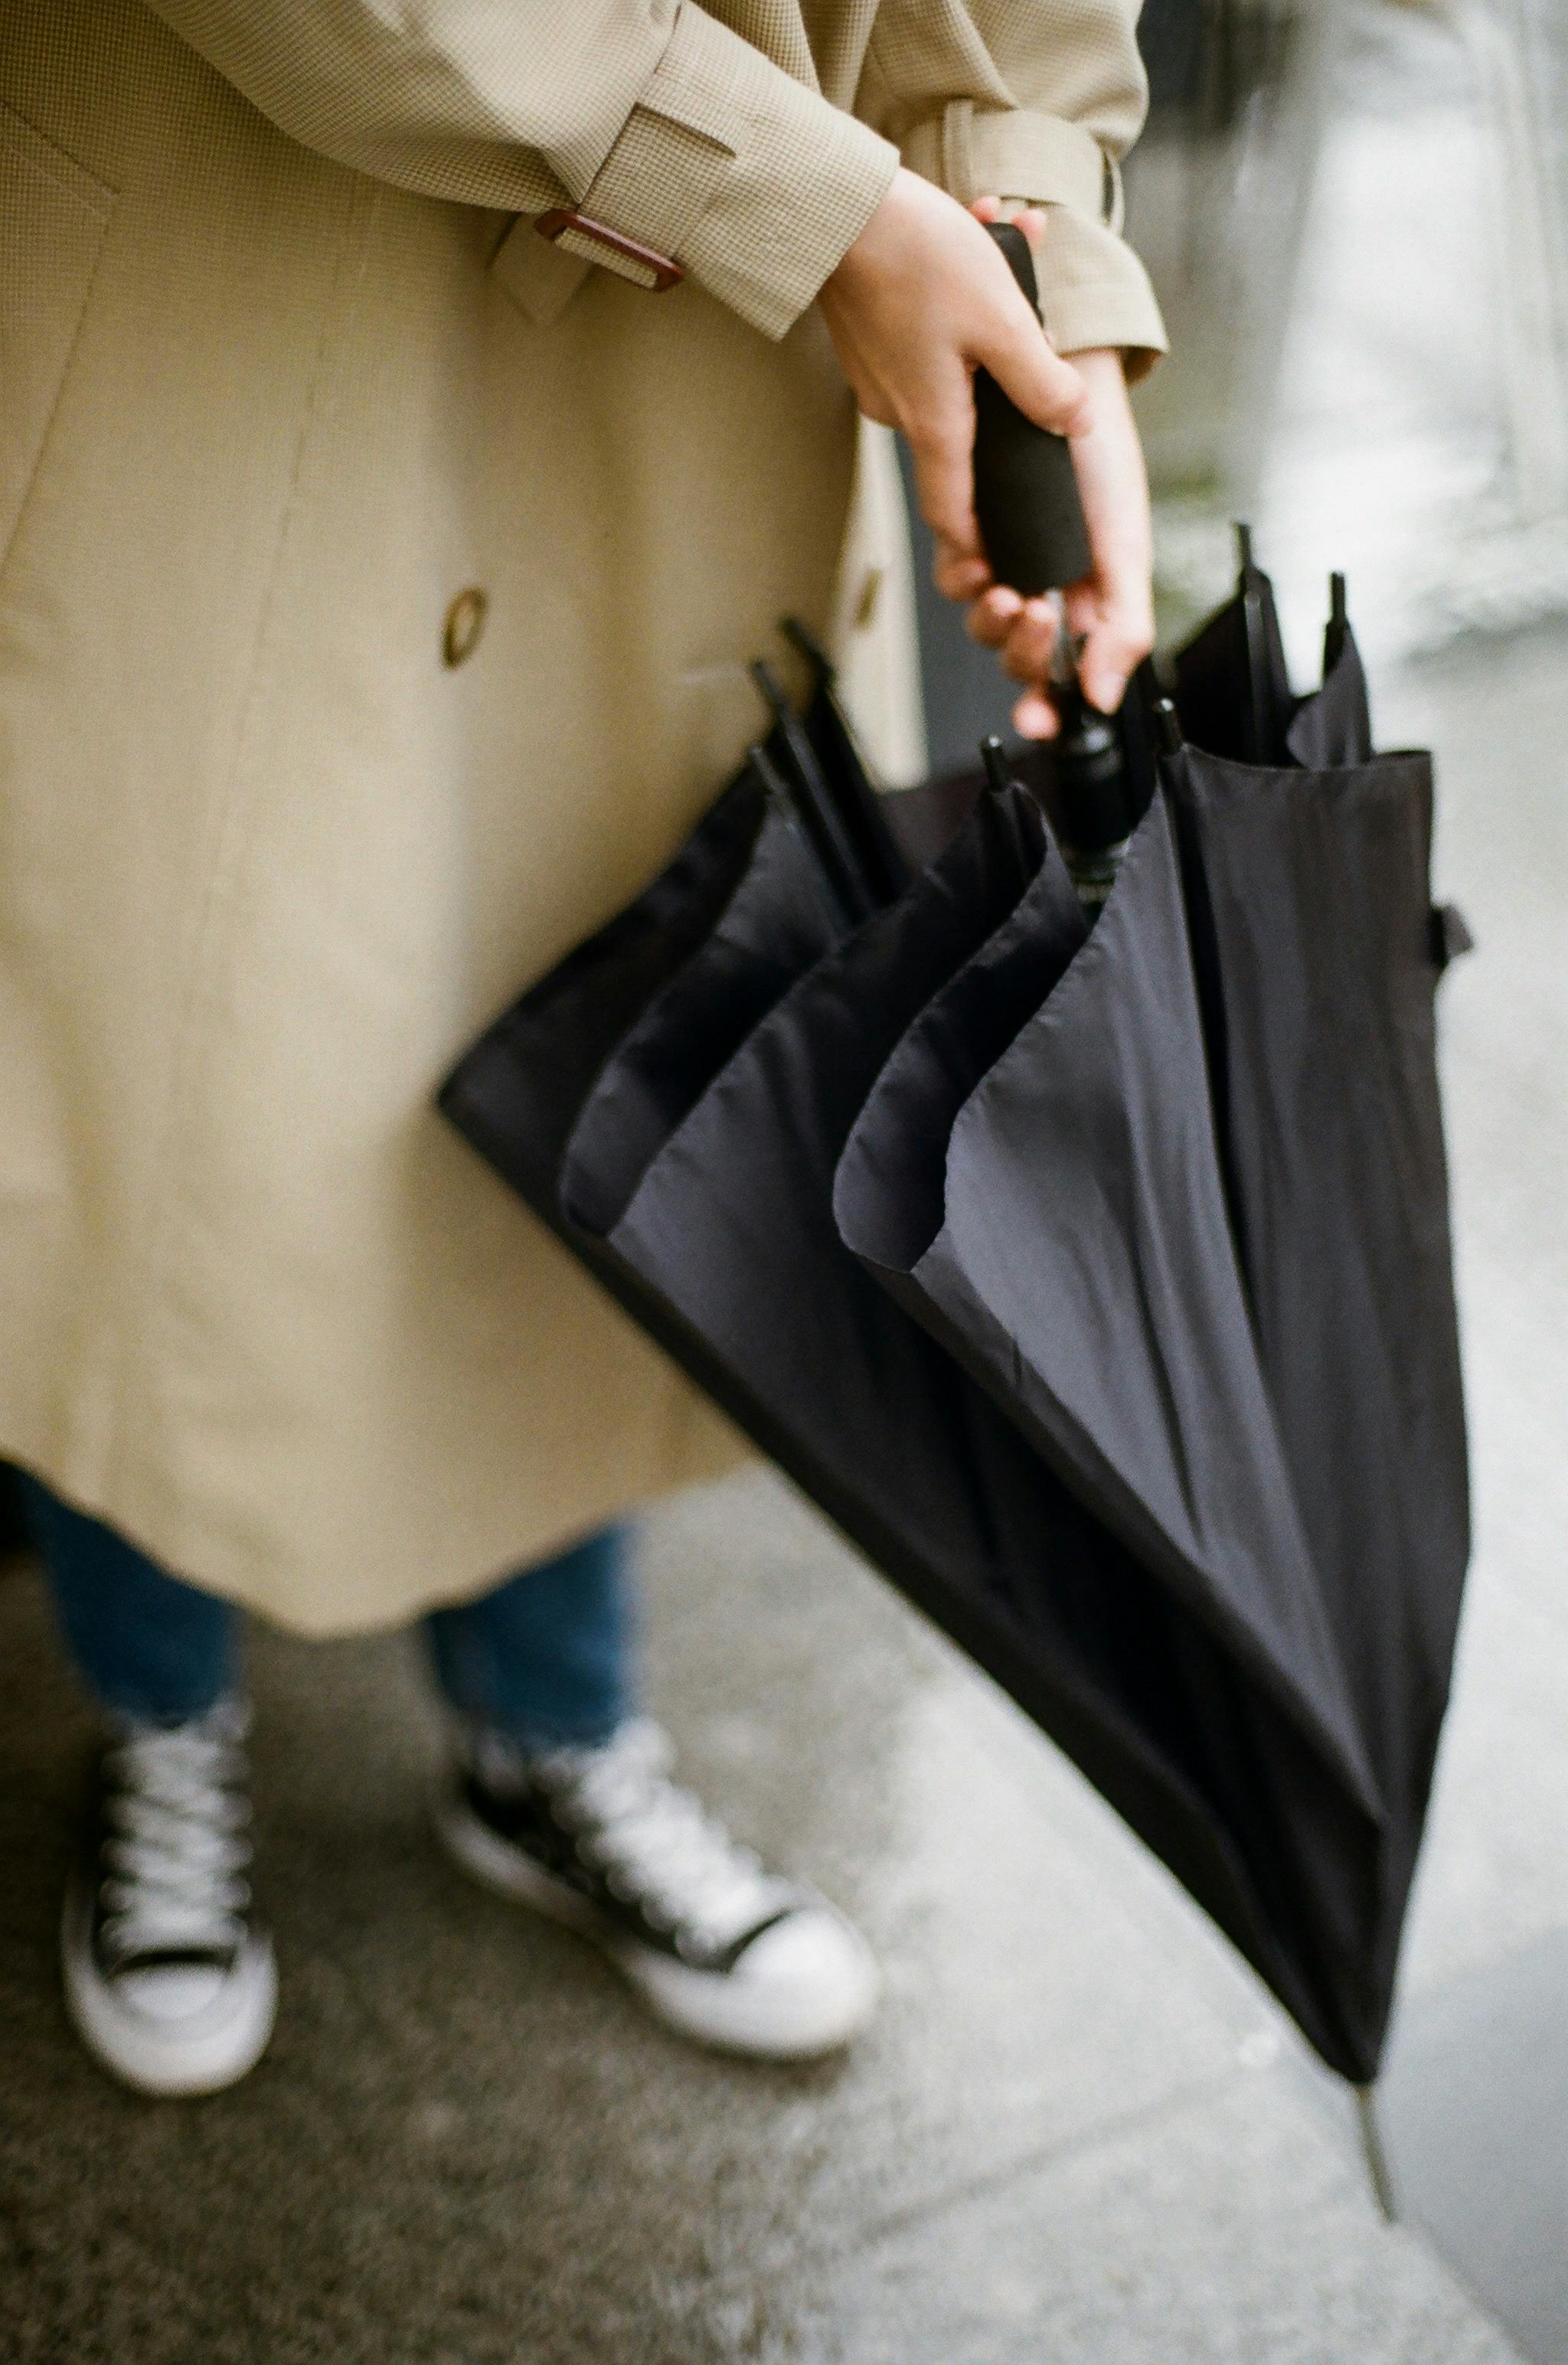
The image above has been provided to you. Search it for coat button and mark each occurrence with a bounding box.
[443,587,488,668]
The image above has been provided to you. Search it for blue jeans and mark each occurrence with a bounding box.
[18,1474,633,1749]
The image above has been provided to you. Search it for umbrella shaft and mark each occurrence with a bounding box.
[1060,837,1132,909]
[1045,670,1133,910]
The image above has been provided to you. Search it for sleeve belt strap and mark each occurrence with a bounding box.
[549,101,734,289]
[903,103,1119,230]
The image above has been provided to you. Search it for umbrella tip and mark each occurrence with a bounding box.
[1353,2085,1399,2223]
[1234,521,1255,574]
[1152,697,1184,758]
[1329,571,1348,627]
[981,734,1014,798]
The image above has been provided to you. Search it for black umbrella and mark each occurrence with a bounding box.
[1174,529,1375,771]
[438,247,1470,2093]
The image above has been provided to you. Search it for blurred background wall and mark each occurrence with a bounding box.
[911,0,1568,767]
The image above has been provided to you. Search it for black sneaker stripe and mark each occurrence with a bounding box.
[461,1772,799,1972]
[100,1943,240,1979]
[709,1906,799,1975]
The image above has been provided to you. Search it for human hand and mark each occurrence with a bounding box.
[820,176,1153,740]
[819,168,1091,598]
[962,199,1154,736]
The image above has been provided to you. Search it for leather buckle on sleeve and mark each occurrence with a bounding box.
[535,211,684,293]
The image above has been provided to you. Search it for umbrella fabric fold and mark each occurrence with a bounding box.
[834,789,1378,1816]
[559,792,843,1239]
[1174,541,1374,773]
[1283,621,1372,769]
[439,573,1468,2086]
[1167,733,1469,2014]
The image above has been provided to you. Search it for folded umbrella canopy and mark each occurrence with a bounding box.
[439,243,1469,2082]
[440,596,1467,2086]
[834,620,1468,2087]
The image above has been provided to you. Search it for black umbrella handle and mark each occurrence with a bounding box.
[972,222,1093,597]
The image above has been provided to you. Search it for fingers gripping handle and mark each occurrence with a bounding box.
[973,223,1091,596]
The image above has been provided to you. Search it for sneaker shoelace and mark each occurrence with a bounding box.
[525,1720,794,1952]
[96,1702,255,1971]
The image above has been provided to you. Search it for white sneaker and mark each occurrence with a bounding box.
[62,1699,277,2097]
[437,1717,879,2060]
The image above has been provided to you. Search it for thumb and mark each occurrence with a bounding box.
[975,206,1090,436]
[976,310,1090,441]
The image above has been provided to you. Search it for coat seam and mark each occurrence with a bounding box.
[0,161,116,578]
[0,100,117,219]
[100,175,383,1529]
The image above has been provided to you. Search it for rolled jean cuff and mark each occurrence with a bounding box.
[19,1472,239,1723]
[423,1522,635,1753]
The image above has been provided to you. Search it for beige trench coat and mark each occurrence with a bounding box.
[0,0,1164,1631]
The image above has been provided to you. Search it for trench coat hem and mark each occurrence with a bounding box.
[0,1418,753,1638]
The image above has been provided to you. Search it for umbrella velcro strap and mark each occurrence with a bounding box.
[1429,903,1475,972]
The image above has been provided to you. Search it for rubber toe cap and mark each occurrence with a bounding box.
[730,1905,881,2050]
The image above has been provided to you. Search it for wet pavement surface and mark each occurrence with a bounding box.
[5,5,1566,2352]
[1369,629,1568,2364]
[6,630,1563,2365]
[2,635,1563,2363]
[0,1417,1537,2363]
[8,626,1568,2355]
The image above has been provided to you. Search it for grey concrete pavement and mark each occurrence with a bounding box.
[0,1472,1527,2364]
[5,5,1565,2349]
[8,629,1561,2364]
[3,488,1560,2365]
[1367,628,1568,2362]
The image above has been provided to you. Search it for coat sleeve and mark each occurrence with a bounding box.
[138,0,900,340]
[864,0,1168,373]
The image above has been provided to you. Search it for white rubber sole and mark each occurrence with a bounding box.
[61,1876,278,2099]
[436,1794,879,2061]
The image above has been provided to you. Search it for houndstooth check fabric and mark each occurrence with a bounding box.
[142,0,1167,357]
